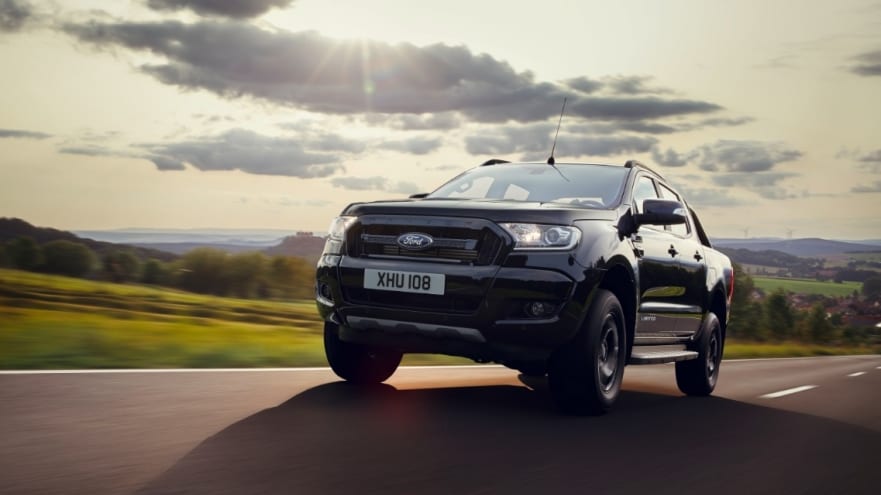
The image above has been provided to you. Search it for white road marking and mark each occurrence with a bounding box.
[848,372,866,377]
[759,385,817,399]
[0,365,503,375]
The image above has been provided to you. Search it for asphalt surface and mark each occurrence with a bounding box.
[1,355,880,495]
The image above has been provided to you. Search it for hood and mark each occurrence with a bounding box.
[342,198,618,225]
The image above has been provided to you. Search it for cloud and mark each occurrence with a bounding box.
[378,136,443,155]
[62,19,724,123]
[675,185,747,208]
[329,176,386,191]
[564,75,671,96]
[0,0,31,32]
[710,172,796,188]
[554,135,657,158]
[330,176,420,194]
[567,96,720,122]
[858,149,881,164]
[651,148,696,167]
[464,124,552,155]
[145,0,294,19]
[852,180,881,193]
[605,75,672,95]
[142,129,343,177]
[837,147,881,173]
[568,116,752,136]
[565,76,604,94]
[465,123,655,159]
[366,112,462,130]
[58,145,125,157]
[708,172,800,200]
[849,49,881,77]
[0,127,51,139]
[696,140,802,172]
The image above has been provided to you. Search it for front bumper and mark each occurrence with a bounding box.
[316,254,603,363]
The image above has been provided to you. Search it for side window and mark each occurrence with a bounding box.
[632,176,659,213]
[658,183,690,237]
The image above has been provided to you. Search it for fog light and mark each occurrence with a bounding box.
[524,301,553,318]
[319,283,333,302]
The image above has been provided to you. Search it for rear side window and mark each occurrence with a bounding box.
[658,183,690,237]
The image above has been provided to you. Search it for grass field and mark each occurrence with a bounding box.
[752,276,862,297]
[0,268,876,369]
[0,269,468,368]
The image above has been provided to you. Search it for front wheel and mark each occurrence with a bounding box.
[548,289,627,415]
[676,313,723,396]
[324,321,402,385]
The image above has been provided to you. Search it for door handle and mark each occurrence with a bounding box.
[668,245,678,257]
[694,251,703,262]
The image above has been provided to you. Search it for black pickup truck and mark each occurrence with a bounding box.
[315,159,734,414]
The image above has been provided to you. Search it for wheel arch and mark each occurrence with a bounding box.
[709,284,728,345]
[597,261,637,360]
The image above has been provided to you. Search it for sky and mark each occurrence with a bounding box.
[0,0,880,239]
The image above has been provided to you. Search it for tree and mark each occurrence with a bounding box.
[862,277,881,300]
[727,263,764,339]
[267,255,314,299]
[225,252,268,298]
[806,303,834,344]
[41,240,97,277]
[141,259,169,285]
[764,289,794,340]
[6,236,42,270]
[176,248,228,295]
[102,250,140,283]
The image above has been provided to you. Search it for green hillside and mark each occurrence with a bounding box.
[0,269,468,368]
[752,276,862,297]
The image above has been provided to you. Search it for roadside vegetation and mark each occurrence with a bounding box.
[1,227,880,369]
[0,264,878,369]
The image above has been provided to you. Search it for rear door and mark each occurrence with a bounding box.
[657,182,706,336]
[631,175,681,336]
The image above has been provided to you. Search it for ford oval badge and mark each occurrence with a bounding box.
[396,232,434,250]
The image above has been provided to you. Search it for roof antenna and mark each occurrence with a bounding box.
[548,96,567,166]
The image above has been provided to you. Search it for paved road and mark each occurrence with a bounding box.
[1,355,880,495]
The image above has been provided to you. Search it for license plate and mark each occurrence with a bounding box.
[363,269,445,295]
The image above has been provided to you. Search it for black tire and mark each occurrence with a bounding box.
[324,321,402,385]
[548,289,627,415]
[675,312,722,396]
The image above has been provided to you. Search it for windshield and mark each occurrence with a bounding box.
[428,163,629,208]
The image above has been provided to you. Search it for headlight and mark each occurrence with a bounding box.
[499,223,581,250]
[323,216,356,255]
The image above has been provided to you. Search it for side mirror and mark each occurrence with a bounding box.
[409,193,429,199]
[634,199,687,227]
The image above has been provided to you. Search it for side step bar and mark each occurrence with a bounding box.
[629,346,698,365]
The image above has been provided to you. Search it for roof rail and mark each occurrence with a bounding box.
[480,159,510,166]
[624,159,664,178]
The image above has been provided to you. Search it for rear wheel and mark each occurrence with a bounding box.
[548,289,627,415]
[324,321,402,384]
[676,313,722,396]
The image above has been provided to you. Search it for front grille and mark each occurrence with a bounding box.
[348,218,504,266]
[344,287,481,313]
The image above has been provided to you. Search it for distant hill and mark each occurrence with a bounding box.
[713,237,878,257]
[264,233,325,260]
[0,218,178,262]
[130,242,268,255]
